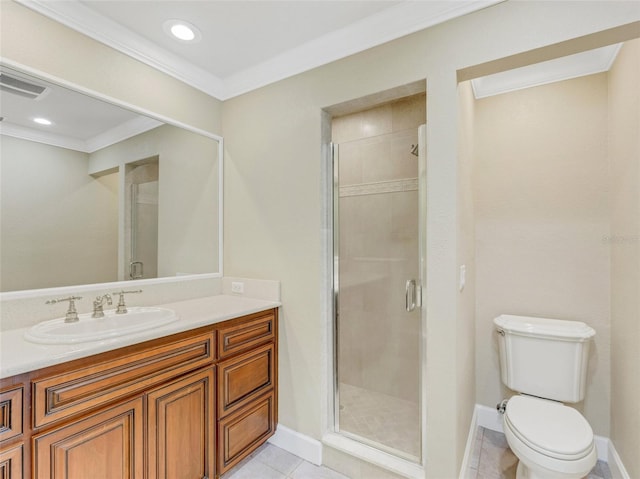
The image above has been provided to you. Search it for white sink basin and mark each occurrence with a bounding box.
[24,307,179,344]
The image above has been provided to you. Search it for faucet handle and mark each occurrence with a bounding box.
[91,294,113,318]
[46,296,82,323]
[94,293,113,305]
[112,289,142,314]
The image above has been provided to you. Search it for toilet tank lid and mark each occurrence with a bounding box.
[494,315,595,340]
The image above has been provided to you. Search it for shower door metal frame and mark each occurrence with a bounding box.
[330,123,427,464]
[332,142,342,443]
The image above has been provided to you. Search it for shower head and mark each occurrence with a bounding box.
[410,144,419,157]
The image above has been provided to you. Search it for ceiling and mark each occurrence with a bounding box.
[0,67,161,153]
[1,0,623,149]
[17,0,503,100]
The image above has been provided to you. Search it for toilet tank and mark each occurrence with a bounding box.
[494,315,595,403]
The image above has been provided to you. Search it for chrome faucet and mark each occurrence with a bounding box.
[112,289,142,314]
[92,294,112,318]
[46,296,82,323]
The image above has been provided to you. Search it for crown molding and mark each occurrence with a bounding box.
[85,116,163,153]
[471,43,622,99]
[1,115,164,153]
[16,0,226,99]
[0,122,88,152]
[17,0,503,101]
[222,0,503,98]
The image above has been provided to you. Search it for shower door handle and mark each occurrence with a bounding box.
[405,279,417,312]
[129,261,143,280]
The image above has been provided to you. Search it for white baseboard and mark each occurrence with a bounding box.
[607,439,631,479]
[268,424,323,466]
[459,406,479,479]
[476,403,504,433]
[270,413,630,479]
[472,403,628,473]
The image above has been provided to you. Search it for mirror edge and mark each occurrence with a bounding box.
[0,273,224,301]
[0,58,225,300]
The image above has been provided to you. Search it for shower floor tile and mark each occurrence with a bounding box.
[338,382,420,459]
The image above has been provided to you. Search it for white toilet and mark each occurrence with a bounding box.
[494,314,597,479]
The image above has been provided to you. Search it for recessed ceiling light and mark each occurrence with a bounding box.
[163,19,201,43]
[33,117,52,126]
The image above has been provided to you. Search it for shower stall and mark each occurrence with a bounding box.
[124,157,159,281]
[331,93,426,464]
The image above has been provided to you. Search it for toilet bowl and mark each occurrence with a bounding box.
[493,315,598,479]
[503,395,597,479]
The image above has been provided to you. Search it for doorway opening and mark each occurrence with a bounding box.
[124,156,159,281]
[327,86,427,466]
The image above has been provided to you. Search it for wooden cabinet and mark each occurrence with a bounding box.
[0,444,22,479]
[217,342,275,418]
[215,310,278,476]
[0,385,25,479]
[0,307,278,479]
[32,332,214,429]
[147,368,215,479]
[0,387,23,443]
[217,311,275,359]
[33,397,144,479]
[217,392,276,475]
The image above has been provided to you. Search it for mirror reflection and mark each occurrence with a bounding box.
[0,66,220,293]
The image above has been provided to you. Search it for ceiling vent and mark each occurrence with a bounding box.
[0,73,49,100]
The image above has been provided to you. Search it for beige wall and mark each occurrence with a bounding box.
[456,80,477,459]
[473,73,612,435]
[222,3,638,477]
[89,124,219,278]
[0,136,118,291]
[608,38,640,478]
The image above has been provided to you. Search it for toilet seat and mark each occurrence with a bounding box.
[505,395,594,460]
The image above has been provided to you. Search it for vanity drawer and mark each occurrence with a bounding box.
[218,342,275,418]
[217,310,276,360]
[32,332,214,428]
[217,392,275,475]
[0,387,23,443]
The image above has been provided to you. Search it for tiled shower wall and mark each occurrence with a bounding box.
[332,94,425,403]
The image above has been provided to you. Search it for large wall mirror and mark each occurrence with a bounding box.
[0,65,223,295]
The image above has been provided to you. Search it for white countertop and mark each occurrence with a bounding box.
[0,294,280,379]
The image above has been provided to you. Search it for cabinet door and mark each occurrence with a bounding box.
[0,387,23,443]
[32,397,143,479]
[0,444,23,479]
[147,368,215,479]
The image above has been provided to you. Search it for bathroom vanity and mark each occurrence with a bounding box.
[0,296,279,479]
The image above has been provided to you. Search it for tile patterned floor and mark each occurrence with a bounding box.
[338,383,420,459]
[222,443,349,479]
[468,427,612,479]
[224,426,613,479]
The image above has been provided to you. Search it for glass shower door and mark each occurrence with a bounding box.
[125,159,159,281]
[333,123,424,462]
[129,181,158,279]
